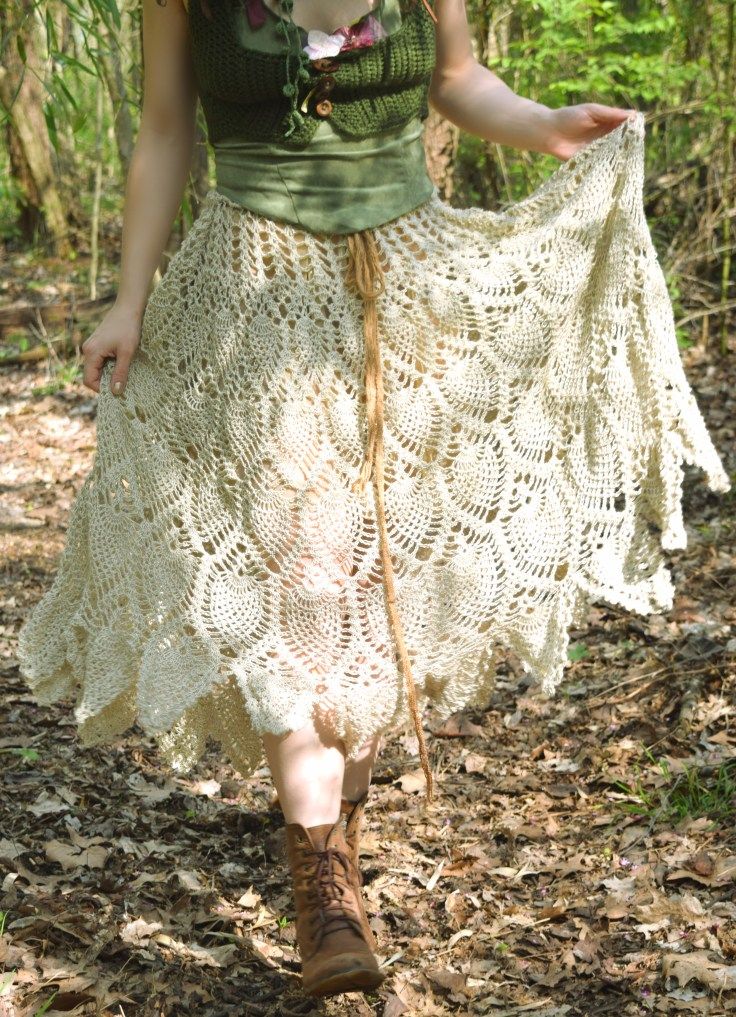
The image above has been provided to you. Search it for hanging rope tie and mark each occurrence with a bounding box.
[345,229,434,804]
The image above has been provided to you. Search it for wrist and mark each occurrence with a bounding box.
[112,294,147,322]
[528,103,560,157]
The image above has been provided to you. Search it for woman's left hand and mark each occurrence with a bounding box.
[546,103,638,160]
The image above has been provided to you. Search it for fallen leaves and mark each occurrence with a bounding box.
[2,350,736,1015]
[396,769,426,794]
[462,751,488,773]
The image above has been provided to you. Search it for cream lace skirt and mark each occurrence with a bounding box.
[16,114,730,780]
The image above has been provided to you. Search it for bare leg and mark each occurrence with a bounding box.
[342,733,383,802]
[262,715,345,827]
[262,720,385,825]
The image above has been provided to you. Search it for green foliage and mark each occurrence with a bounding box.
[664,268,693,350]
[0,746,40,761]
[1,1,731,341]
[0,145,26,240]
[0,332,32,360]
[31,360,83,396]
[611,746,736,827]
[489,0,686,106]
[567,643,590,662]
[32,992,59,1017]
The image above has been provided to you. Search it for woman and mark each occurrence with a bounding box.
[17,0,730,999]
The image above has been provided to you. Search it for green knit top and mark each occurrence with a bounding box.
[188,0,437,147]
[199,0,436,233]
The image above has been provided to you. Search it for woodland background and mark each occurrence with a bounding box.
[0,0,735,359]
[1,3,736,1017]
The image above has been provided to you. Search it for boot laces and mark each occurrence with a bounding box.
[304,845,365,943]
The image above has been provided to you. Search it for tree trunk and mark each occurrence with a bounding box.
[0,1,70,254]
[99,18,136,179]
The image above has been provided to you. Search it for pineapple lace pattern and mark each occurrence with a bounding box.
[16,114,731,784]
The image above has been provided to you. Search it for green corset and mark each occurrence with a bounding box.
[213,117,434,234]
[194,0,436,234]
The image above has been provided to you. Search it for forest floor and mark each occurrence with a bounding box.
[1,339,735,1017]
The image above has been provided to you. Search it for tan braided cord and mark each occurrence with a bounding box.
[345,229,434,803]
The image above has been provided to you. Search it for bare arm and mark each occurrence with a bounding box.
[82,0,197,395]
[429,0,634,160]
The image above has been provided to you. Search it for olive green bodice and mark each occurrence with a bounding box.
[188,0,437,146]
[187,0,437,234]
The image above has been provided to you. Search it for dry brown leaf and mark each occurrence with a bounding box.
[126,773,175,802]
[443,856,478,876]
[0,838,26,862]
[153,933,240,968]
[188,778,221,797]
[717,924,736,959]
[662,950,736,992]
[538,905,567,921]
[667,855,736,887]
[397,769,426,794]
[426,966,467,993]
[175,869,204,892]
[26,792,70,817]
[432,713,484,738]
[119,918,163,945]
[463,752,488,773]
[44,838,108,871]
[688,851,715,876]
[382,992,410,1017]
[236,886,262,908]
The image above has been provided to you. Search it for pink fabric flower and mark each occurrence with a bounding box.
[245,0,389,48]
[336,15,388,52]
[303,30,344,59]
[303,15,387,59]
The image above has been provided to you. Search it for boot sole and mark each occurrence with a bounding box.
[304,962,386,997]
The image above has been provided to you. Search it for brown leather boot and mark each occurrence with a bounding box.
[284,816,384,997]
[339,791,378,952]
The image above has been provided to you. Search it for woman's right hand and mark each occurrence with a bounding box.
[81,302,144,397]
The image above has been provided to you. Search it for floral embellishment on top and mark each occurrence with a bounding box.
[248,0,390,52]
[303,16,388,59]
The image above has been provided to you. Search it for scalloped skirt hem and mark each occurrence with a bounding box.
[15,113,731,783]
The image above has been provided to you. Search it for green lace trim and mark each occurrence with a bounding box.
[273,0,313,136]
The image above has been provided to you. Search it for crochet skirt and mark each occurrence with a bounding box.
[16,114,730,786]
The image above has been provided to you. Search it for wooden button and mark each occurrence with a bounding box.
[312,57,339,72]
[313,77,335,104]
[315,98,334,117]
